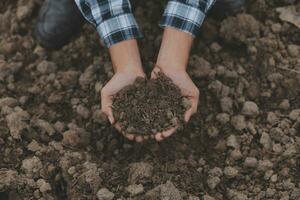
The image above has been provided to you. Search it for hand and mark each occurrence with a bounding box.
[150,66,200,141]
[101,68,146,142]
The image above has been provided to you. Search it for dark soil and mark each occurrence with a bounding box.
[113,73,190,135]
[0,0,299,199]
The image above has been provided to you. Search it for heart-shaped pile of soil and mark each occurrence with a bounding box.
[112,73,191,136]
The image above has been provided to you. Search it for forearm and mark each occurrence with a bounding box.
[156,27,194,72]
[75,0,142,48]
[157,0,215,71]
[109,39,144,74]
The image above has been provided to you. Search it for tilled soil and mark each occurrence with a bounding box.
[113,73,189,136]
[0,0,300,200]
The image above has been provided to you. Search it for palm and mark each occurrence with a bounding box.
[101,71,146,142]
[151,67,199,141]
[102,67,199,142]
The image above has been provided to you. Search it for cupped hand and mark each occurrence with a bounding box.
[101,69,146,142]
[150,66,200,141]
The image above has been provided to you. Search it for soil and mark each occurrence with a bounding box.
[0,0,300,200]
[112,73,190,135]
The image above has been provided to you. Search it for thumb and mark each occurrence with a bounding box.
[102,107,114,124]
[184,108,193,123]
[184,97,198,123]
[151,66,162,79]
[101,89,115,124]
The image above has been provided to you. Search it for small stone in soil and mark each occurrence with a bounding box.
[6,108,30,139]
[227,134,240,149]
[224,166,239,178]
[36,179,52,193]
[289,109,300,121]
[244,157,258,168]
[241,101,259,117]
[27,140,42,152]
[207,176,221,190]
[279,99,290,110]
[34,119,55,136]
[36,60,57,75]
[220,97,233,113]
[146,181,181,200]
[21,156,43,178]
[216,113,230,124]
[231,115,246,131]
[96,188,114,200]
[203,194,216,200]
[260,132,272,150]
[0,97,19,108]
[257,160,273,172]
[125,184,144,196]
[128,162,153,184]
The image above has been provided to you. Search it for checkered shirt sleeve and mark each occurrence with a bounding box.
[75,0,215,48]
[75,0,143,48]
[160,0,215,36]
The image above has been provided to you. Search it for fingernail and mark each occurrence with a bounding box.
[108,116,114,124]
[184,116,190,123]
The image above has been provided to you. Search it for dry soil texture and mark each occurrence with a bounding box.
[0,0,300,200]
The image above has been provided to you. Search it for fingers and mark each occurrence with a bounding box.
[103,107,114,124]
[155,126,178,142]
[184,108,193,122]
[102,69,196,143]
[135,136,144,143]
[102,86,137,143]
[114,123,146,142]
[101,87,115,124]
[184,96,197,122]
[123,134,144,143]
[184,89,200,123]
[114,123,123,132]
[116,122,178,142]
[114,123,135,141]
[151,66,161,79]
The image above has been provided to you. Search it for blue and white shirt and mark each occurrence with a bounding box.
[75,0,215,47]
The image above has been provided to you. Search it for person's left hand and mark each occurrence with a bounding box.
[150,66,200,141]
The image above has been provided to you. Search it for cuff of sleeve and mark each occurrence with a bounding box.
[159,1,207,36]
[96,13,143,48]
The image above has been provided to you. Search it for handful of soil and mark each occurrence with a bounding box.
[112,73,191,136]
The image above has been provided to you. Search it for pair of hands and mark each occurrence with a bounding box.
[101,65,199,142]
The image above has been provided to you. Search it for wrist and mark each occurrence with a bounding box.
[156,61,187,74]
[109,39,144,76]
[116,65,145,76]
[156,27,193,74]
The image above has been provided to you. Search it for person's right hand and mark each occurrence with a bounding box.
[101,68,146,142]
[150,66,200,141]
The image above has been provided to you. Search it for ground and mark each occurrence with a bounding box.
[0,0,299,200]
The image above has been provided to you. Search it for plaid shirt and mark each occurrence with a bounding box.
[75,0,215,48]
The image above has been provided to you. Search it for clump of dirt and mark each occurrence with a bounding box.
[112,73,191,135]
